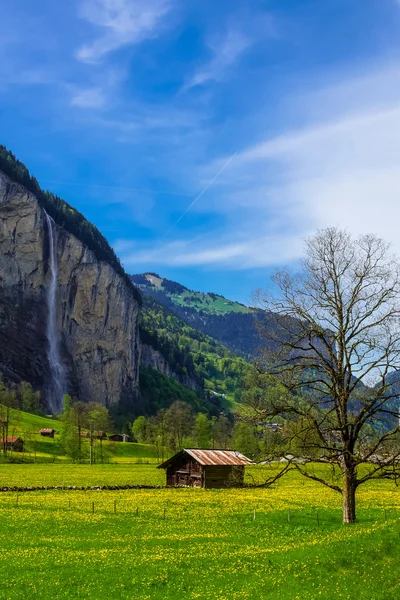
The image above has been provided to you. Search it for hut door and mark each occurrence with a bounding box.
[178,474,188,486]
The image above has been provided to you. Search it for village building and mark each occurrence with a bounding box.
[158,449,254,488]
[2,436,24,452]
[40,428,55,438]
[108,433,130,442]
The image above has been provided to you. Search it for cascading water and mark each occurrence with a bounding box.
[44,212,65,413]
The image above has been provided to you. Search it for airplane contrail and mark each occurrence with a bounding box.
[160,151,238,242]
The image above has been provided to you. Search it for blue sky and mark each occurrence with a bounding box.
[2,0,400,304]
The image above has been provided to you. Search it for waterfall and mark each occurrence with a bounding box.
[44,212,65,413]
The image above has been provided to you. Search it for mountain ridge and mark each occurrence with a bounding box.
[131,272,264,360]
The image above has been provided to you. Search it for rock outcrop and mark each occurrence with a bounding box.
[141,343,200,391]
[0,172,140,408]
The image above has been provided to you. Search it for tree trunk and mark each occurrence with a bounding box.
[342,468,357,524]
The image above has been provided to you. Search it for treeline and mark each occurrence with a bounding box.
[131,401,233,461]
[61,396,114,463]
[0,145,141,305]
[0,376,42,415]
[130,400,283,462]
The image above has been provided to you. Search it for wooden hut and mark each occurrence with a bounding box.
[158,449,254,488]
[2,436,24,452]
[40,428,55,438]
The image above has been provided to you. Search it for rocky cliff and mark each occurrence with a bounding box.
[141,344,200,391]
[0,171,140,409]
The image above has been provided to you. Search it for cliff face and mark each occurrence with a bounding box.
[141,344,200,392]
[0,172,140,408]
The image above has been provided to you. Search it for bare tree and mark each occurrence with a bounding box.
[253,228,400,523]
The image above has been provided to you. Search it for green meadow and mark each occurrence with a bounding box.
[0,464,399,599]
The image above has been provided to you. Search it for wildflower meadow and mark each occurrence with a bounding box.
[0,465,399,599]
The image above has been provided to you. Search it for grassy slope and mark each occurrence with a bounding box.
[1,405,162,463]
[137,273,251,315]
[7,409,59,432]
[171,289,250,314]
[0,468,398,599]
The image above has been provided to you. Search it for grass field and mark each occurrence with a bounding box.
[0,465,399,599]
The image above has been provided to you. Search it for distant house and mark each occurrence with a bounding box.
[108,433,130,443]
[158,449,254,488]
[80,431,107,439]
[2,436,24,452]
[40,428,55,438]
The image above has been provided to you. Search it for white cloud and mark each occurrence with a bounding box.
[233,102,400,247]
[117,233,303,269]
[76,0,171,63]
[118,62,400,269]
[70,87,105,108]
[184,28,252,91]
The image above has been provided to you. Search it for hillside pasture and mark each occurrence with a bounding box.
[1,406,163,464]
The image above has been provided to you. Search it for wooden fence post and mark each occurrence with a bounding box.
[287,508,290,523]
[92,502,94,514]
[316,512,319,526]
[114,500,117,514]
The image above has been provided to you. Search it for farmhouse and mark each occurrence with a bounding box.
[158,449,254,488]
[40,428,55,438]
[2,436,24,452]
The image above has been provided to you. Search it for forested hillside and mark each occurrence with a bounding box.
[131,273,265,359]
[139,293,251,410]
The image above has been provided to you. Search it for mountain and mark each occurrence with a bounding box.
[139,293,251,411]
[0,146,249,420]
[131,273,264,359]
[0,148,141,411]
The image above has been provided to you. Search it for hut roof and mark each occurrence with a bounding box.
[2,436,21,443]
[40,428,55,433]
[158,448,254,469]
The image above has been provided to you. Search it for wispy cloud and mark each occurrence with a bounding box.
[76,0,172,63]
[116,62,400,269]
[183,28,252,91]
[183,11,276,92]
[116,232,303,269]
[70,87,105,108]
